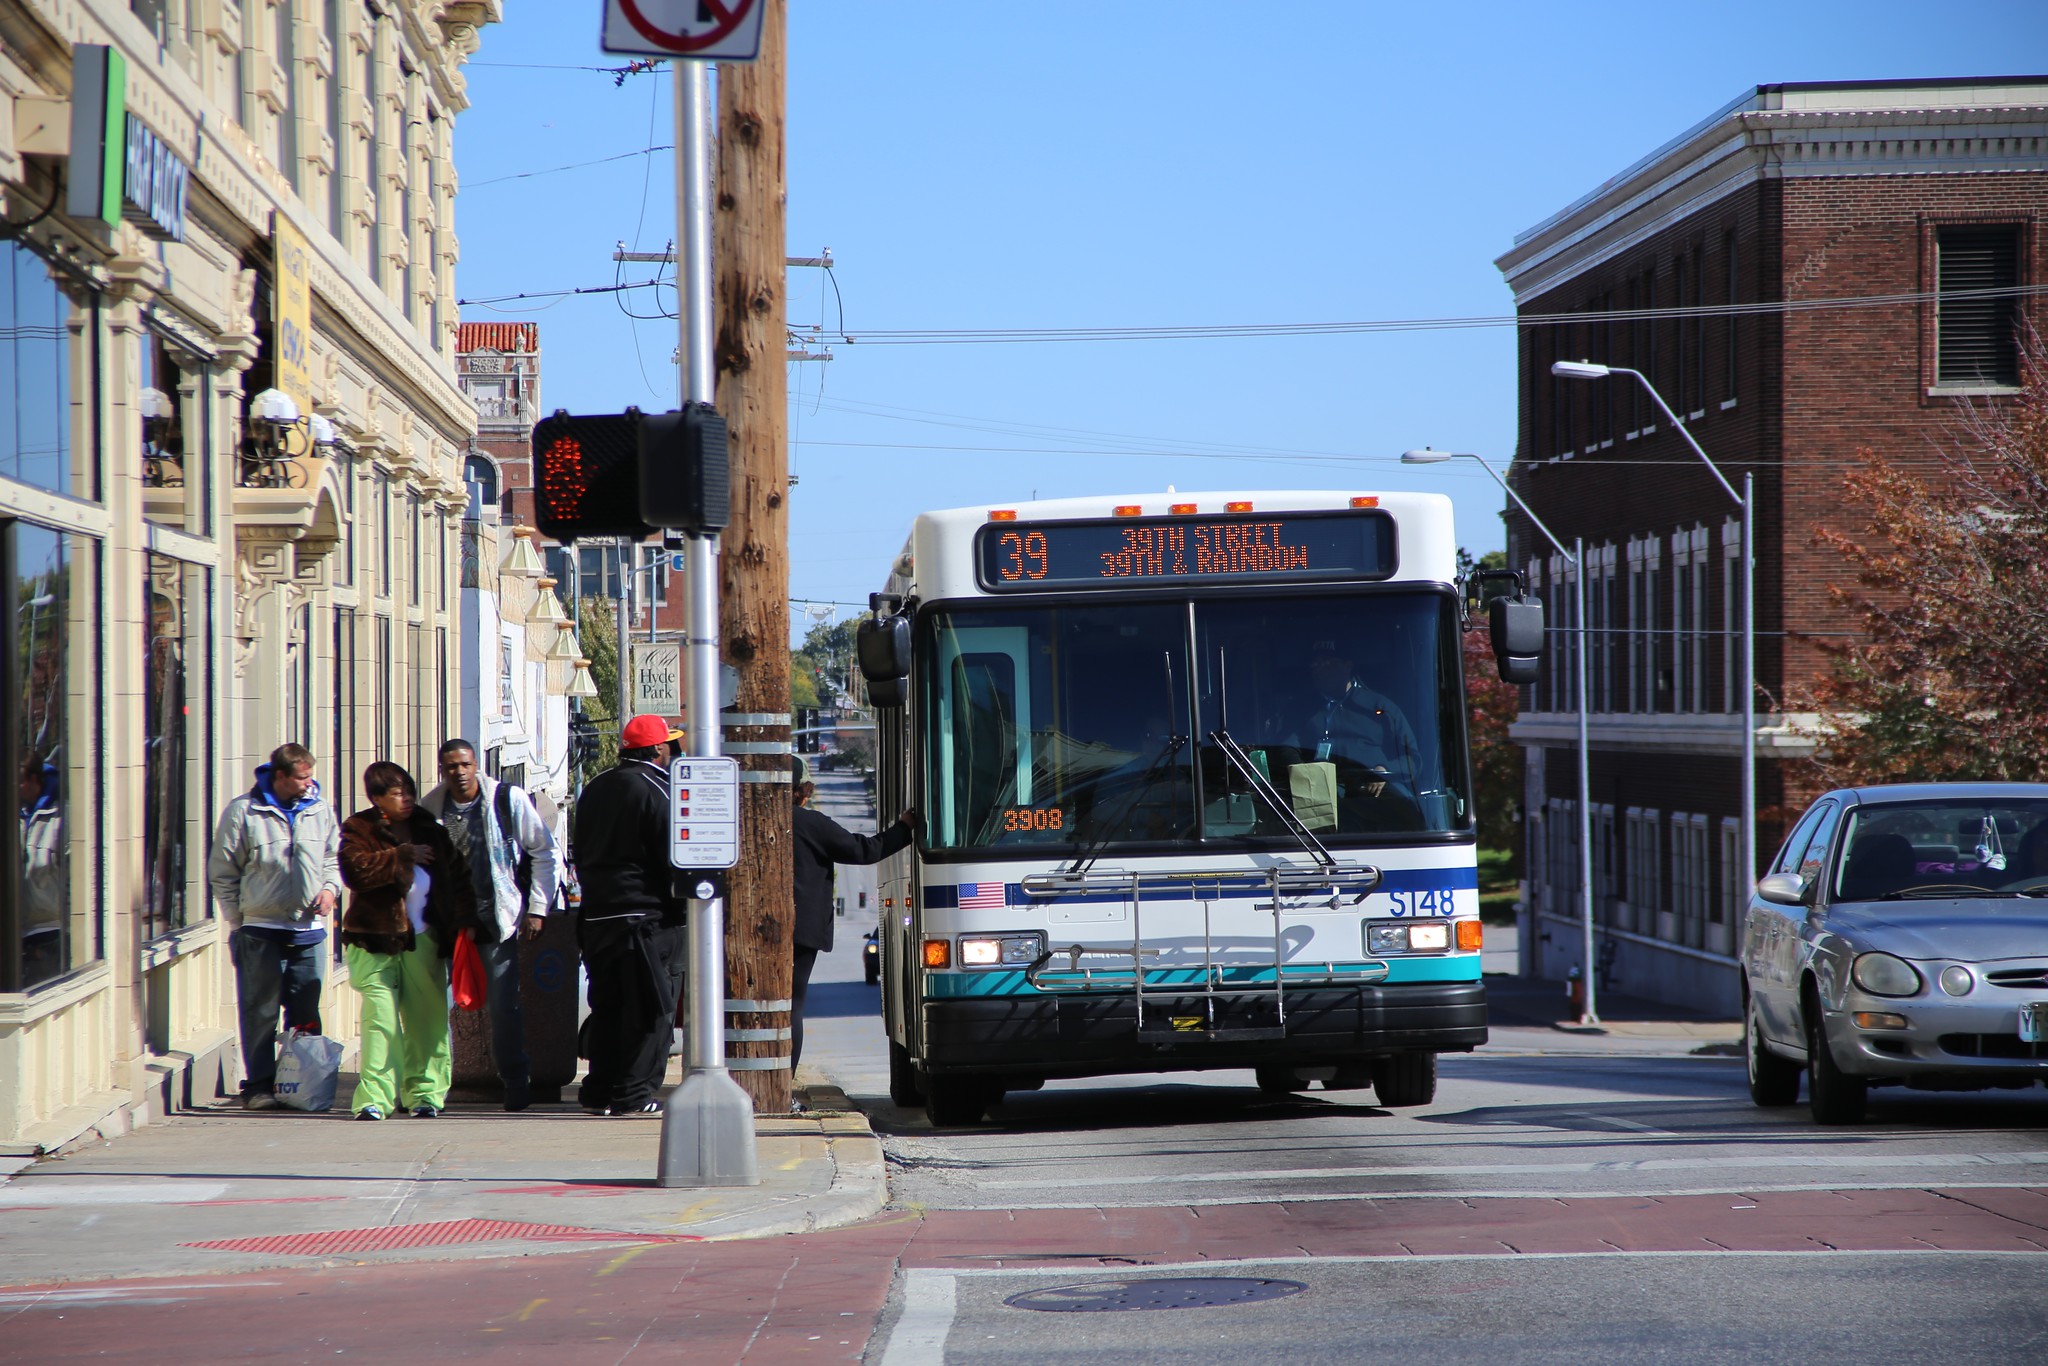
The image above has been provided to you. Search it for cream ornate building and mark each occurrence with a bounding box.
[0,0,504,1151]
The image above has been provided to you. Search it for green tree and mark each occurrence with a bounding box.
[578,596,621,780]
[1799,343,2048,784]
[790,653,821,709]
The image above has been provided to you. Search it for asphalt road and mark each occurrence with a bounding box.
[792,791,2048,1363]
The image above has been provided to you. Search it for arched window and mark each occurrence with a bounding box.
[463,454,499,508]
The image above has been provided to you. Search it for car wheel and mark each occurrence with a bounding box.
[922,1074,987,1128]
[1804,992,1868,1125]
[1372,1053,1438,1108]
[888,1040,925,1107]
[1745,989,1801,1107]
[1254,1064,1306,1095]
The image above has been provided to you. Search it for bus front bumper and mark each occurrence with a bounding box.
[919,982,1487,1080]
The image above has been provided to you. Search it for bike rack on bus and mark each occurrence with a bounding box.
[1018,862,1383,1042]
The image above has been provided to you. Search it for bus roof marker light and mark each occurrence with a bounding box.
[1351,496,1380,508]
[1169,503,1197,515]
[1113,505,1142,517]
[988,509,1017,522]
[1225,501,1254,513]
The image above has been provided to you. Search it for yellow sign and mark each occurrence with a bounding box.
[272,211,313,414]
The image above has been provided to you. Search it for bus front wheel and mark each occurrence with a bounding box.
[888,1041,925,1108]
[1371,1053,1437,1107]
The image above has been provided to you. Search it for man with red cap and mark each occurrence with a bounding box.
[569,713,687,1115]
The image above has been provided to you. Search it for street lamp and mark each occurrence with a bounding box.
[1403,447,1599,1025]
[1551,360,1755,924]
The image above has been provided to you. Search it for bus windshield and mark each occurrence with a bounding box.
[919,591,1471,854]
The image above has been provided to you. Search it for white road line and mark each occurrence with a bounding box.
[877,1269,956,1366]
[0,1182,232,1206]
[930,1179,2048,1210]
[978,1149,2048,1190]
[1571,1110,1674,1135]
[929,1248,2048,1281]
[0,1281,283,1306]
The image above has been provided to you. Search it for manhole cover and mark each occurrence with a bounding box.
[1005,1277,1307,1313]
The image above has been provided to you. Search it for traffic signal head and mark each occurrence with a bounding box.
[532,410,654,543]
[638,402,730,534]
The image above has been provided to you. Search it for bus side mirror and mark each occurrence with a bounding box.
[857,615,910,681]
[858,615,910,709]
[1489,594,1543,685]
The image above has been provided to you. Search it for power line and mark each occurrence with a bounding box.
[456,279,669,307]
[467,145,672,189]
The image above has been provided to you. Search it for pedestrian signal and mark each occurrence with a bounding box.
[532,410,654,542]
[637,402,730,534]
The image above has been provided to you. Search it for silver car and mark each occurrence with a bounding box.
[1741,782,2048,1124]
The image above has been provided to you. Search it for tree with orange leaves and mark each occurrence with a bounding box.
[1801,343,2048,784]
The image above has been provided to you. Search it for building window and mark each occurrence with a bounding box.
[1718,816,1742,928]
[1722,231,1740,406]
[374,614,391,760]
[1721,519,1741,714]
[1624,806,1662,937]
[144,554,197,942]
[378,474,392,594]
[500,637,516,720]
[0,243,98,502]
[5,524,98,991]
[1690,243,1706,419]
[1626,535,1659,713]
[1936,226,2021,388]
[409,494,421,606]
[1547,796,1578,922]
[1672,526,1707,713]
[1672,811,1710,948]
[331,607,355,803]
[1592,803,1616,924]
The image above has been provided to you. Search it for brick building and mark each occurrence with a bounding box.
[1492,78,2048,1014]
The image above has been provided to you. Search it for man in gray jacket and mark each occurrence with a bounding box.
[206,743,343,1109]
[420,740,560,1111]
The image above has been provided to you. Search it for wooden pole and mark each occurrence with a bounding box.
[714,0,792,1115]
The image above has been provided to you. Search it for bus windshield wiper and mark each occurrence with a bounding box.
[1208,729,1337,871]
[1059,734,1188,877]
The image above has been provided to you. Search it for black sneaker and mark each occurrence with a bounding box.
[355,1106,384,1121]
[411,1104,440,1119]
[609,1100,662,1116]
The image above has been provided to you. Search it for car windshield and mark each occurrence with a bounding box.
[1834,799,2048,900]
[918,591,1471,853]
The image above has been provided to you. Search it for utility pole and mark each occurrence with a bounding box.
[713,0,793,1115]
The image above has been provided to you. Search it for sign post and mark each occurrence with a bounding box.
[640,15,759,1190]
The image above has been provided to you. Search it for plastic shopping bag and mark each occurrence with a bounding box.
[451,929,486,1012]
[275,1029,344,1112]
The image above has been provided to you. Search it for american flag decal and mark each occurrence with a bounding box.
[957,882,1006,909]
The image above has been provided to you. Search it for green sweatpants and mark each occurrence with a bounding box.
[345,933,451,1115]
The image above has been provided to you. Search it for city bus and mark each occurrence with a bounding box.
[856,490,1540,1126]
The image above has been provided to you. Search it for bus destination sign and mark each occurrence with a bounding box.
[976,511,1395,592]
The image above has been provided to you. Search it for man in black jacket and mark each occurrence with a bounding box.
[793,765,915,1073]
[569,715,685,1116]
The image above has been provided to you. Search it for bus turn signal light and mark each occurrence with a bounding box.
[1456,920,1483,952]
[922,939,952,969]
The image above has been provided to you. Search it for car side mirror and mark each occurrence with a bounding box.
[1756,871,1806,907]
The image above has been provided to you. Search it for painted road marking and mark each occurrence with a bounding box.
[978,1149,2048,1190]
[0,1182,231,1206]
[878,1269,956,1366]
[949,1180,2048,1210]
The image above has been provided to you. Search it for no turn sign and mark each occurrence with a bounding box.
[602,0,765,60]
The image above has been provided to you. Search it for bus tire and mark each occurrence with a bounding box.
[1254,1065,1305,1095]
[888,1041,925,1108]
[923,1075,986,1128]
[1371,1053,1437,1107]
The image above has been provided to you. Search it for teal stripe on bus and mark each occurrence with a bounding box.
[924,954,1480,998]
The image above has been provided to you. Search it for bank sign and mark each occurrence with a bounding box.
[66,45,189,242]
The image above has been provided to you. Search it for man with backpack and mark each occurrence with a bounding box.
[420,739,559,1111]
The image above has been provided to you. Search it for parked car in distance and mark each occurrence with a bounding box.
[1741,782,2048,1124]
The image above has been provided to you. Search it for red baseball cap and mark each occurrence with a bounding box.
[622,714,682,750]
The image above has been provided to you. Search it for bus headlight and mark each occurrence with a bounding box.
[1366,921,1451,955]
[958,931,1045,968]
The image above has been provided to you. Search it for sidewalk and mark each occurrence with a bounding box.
[1482,972,1743,1055]
[0,1065,885,1287]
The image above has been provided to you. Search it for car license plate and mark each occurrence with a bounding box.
[2021,1002,2048,1044]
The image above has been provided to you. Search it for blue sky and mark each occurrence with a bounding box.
[455,2,2045,628]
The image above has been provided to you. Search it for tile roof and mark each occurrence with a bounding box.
[456,322,539,354]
